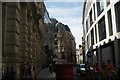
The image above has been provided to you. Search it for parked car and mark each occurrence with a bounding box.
[76,64,86,77]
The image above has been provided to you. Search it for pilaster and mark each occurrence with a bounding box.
[4,2,20,78]
[27,7,34,65]
[114,39,119,69]
[19,3,28,61]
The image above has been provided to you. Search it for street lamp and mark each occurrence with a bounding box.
[80,54,82,64]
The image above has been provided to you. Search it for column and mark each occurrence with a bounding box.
[114,39,119,69]
[2,2,7,73]
[5,2,20,78]
[32,27,37,70]
[98,46,102,65]
[27,8,33,64]
[29,18,34,67]
[19,3,28,61]
[36,35,41,71]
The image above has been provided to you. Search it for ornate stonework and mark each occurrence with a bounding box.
[2,2,46,78]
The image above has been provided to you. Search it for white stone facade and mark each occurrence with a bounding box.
[82,0,120,68]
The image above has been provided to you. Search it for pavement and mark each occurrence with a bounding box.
[36,67,86,80]
[36,67,56,80]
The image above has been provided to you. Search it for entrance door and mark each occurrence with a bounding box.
[102,47,112,63]
[101,42,115,66]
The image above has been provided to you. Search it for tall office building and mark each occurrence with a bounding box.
[82,0,120,68]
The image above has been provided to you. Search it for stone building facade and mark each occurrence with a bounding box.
[54,22,76,63]
[82,0,120,68]
[44,18,76,64]
[76,46,84,64]
[2,2,47,78]
[44,18,57,59]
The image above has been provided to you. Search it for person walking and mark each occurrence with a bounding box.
[49,63,53,73]
[85,61,93,80]
[93,63,101,80]
[106,60,117,80]
[20,61,36,80]
[101,62,109,80]
[48,58,54,73]
[106,60,113,70]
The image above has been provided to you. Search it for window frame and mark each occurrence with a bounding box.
[98,16,106,41]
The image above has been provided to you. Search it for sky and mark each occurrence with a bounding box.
[45,1,84,49]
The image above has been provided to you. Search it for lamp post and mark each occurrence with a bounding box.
[78,55,79,64]
[80,54,82,64]
[79,45,82,64]
[79,44,85,64]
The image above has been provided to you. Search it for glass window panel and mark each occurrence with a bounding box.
[107,10,113,36]
[106,0,110,6]
[86,20,88,32]
[95,25,97,43]
[100,0,104,12]
[87,36,89,48]
[90,10,93,26]
[98,17,106,41]
[91,29,94,45]
[93,3,96,20]
[115,1,120,32]
[97,0,104,16]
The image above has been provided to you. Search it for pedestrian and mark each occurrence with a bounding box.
[117,61,120,79]
[101,62,108,80]
[48,57,54,73]
[85,61,93,80]
[106,60,117,80]
[49,63,53,73]
[93,63,101,80]
[106,60,113,70]
[20,61,36,80]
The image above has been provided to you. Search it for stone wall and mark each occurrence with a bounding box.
[2,2,46,78]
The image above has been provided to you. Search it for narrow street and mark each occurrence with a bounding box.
[1,0,120,80]
[36,67,86,80]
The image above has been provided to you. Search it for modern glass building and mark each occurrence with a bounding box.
[82,0,120,68]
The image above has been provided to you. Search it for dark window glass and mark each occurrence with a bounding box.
[98,17,106,41]
[80,64,85,68]
[95,25,97,43]
[87,36,89,48]
[93,3,96,20]
[115,1,120,32]
[54,34,57,37]
[90,10,93,26]
[55,41,58,45]
[86,20,88,32]
[106,0,110,6]
[97,1,104,16]
[91,29,94,45]
[107,10,113,36]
